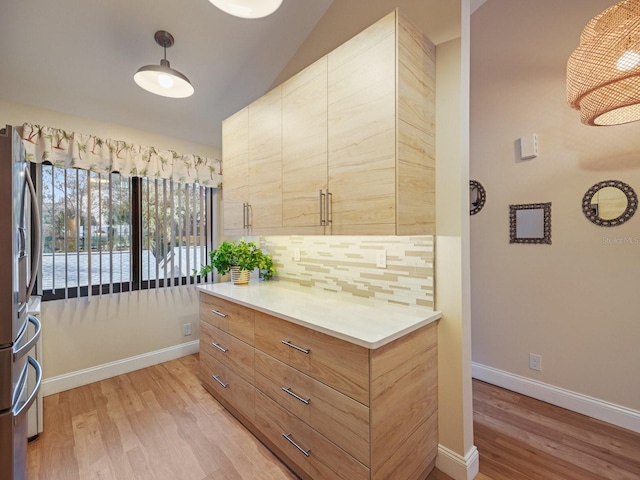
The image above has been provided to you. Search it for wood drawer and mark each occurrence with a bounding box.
[201,351,255,422]
[254,351,370,467]
[255,390,369,480]
[200,321,254,383]
[199,293,255,345]
[254,311,370,405]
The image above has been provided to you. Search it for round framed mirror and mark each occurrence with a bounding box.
[582,180,637,227]
[470,180,486,215]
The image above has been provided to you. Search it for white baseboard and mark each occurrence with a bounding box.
[436,444,479,480]
[472,362,640,434]
[42,340,200,396]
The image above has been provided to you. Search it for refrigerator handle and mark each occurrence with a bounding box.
[25,166,41,300]
[13,315,41,362]
[13,357,42,421]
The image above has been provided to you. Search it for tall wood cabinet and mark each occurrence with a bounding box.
[222,9,435,236]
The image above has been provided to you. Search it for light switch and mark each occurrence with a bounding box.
[519,134,538,160]
[293,247,300,262]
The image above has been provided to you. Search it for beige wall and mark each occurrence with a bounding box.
[41,286,200,378]
[1,97,220,379]
[471,0,640,411]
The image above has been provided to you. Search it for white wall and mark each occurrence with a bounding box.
[471,0,640,417]
[2,97,220,386]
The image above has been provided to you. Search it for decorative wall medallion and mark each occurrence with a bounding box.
[509,202,552,244]
[582,180,637,227]
[470,180,486,215]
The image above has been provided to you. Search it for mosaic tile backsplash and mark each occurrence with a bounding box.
[260,236,434,308]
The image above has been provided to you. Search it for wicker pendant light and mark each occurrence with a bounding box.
[567,0,640,125]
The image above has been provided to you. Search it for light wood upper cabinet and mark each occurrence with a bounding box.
[282,57,328,233]
[222,107,249,235]
[327,10,435,235]
[222,9,435,235]
[249,86,282,232]
[222,89,283,236]
[327,13,397,234]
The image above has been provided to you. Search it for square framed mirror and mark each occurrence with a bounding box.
[509,202,551,244]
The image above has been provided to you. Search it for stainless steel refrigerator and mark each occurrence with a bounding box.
[0,125,42,480]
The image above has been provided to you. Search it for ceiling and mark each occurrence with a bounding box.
[0,0,463,149]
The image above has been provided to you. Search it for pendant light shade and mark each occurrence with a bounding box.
[567,0,640,126]
[134,31,194,98]
[208,0,283,19]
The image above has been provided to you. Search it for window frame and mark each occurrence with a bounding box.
[32,162,216,301]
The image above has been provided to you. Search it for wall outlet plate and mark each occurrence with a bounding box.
[183,323,192,336]
[376,249,386,268]
[529,353,542,371]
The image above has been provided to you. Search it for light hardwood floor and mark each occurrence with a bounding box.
[27,355,640,479]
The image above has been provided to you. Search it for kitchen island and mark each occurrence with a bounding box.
[197,281,441,480]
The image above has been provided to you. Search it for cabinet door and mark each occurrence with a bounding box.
[249,86,282,232]
[222,107,249,235]
[282,58,328,234]
[328,12,396,234]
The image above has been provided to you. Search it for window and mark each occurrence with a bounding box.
[36,163,214,300]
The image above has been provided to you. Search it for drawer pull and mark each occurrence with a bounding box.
[212,342,228,353]
[282,433,311,457]
[211,309,228,318]
[282,387,310,405]
[281,340,310,355]
[212,375,229,388]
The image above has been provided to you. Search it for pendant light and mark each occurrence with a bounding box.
[208,0,283,19]
[134,31,194,98]
[567,0,640,125]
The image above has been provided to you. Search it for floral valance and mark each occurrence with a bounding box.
[21,123,222,187]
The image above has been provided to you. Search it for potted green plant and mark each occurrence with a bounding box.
[196,239,276,284]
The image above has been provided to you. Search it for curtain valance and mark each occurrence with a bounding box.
[21,123,222,187]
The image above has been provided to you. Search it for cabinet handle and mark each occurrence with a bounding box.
[243,202,247,229]
[281,340,310,355]
[282,387,310,405]
[246,203,252,228]
[326,190,332,225]
[282,433,311,457]
[211,309,228,318]
[319,189,325,226]
[212,375,228,388]
[212,342,228,353]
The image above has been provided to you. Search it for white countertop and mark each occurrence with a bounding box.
[198,281,441,349]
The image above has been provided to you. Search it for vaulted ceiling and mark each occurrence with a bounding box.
[0,0,464,148]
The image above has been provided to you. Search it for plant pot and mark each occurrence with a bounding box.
[230,266,250,285]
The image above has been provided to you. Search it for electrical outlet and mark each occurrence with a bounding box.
[376,249,386,268]
[183,323,192,336]
[529,353,542,371]
[293,247,301,262]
